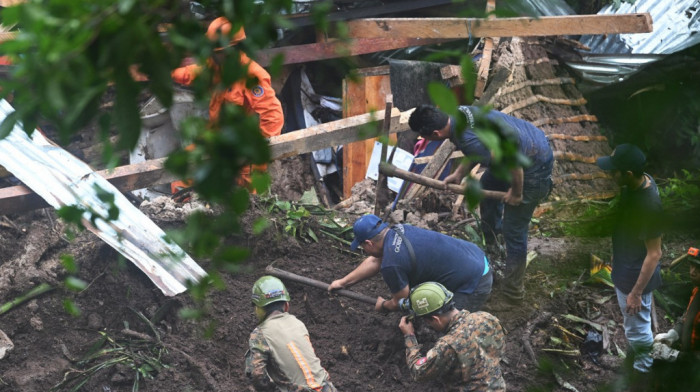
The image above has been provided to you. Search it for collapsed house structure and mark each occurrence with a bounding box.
[3,0,698,293]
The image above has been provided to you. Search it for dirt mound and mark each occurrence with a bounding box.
[0,194,665,392]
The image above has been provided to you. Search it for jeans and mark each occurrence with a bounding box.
[453,270,493,312]
[480,168,552,261]
[616,288,654,373]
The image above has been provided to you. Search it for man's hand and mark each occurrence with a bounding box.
[443,172,462,186]
[328,279,345,292]
[625,292,642,315]
[375,297,390,313]
[399,316,415,336]
[654,329,680,346]
[503,188,522,206]
[651,342,680,362]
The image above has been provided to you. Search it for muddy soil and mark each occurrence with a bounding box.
[0,185,681,392]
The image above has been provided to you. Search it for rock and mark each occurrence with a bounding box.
[389,209,404,224]
[87,313,104,330]
[29,317,43,331]
[0,329,14,359]
[422,212,439,226]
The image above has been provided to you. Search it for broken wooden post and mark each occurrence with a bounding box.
[374,95,393,216]
[379,162,506,200]
[474,0,497,99]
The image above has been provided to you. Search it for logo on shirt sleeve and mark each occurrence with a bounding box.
[251,85,264,97]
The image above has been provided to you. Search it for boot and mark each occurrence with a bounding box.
[501,258,527,304]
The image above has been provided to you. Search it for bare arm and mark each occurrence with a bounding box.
[329,256,382,291]
[375,284,410,312]
[443,162,469,185]
[503,167,524,206]
[626,236,662,314]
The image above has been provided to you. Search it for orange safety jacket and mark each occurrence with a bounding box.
[171,52,283,189]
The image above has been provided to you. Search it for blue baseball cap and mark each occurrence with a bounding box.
[596,144,646,172]
[350,214,388,250]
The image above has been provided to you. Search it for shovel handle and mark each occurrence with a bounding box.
[265,265,377,306]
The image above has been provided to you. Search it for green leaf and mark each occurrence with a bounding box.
[63,299,82,317]
[252,217,270,235]
[0,110,17,139]
[427,82,458,115]
[307,228,318,242]
[61,254,78,273]
[65,276,88,291]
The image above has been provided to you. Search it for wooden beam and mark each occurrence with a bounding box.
[256,37,454,67]
[346,13,653,39]
[379,162,506,200]
[269,108,405,160]
[0,158,176,215]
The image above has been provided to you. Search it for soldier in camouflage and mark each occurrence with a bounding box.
[398,282,506,391]
[245,276,337,392]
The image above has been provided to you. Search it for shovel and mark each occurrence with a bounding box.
[265,265,376,305]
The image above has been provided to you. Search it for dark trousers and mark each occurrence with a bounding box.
[480,166,552,299]
[453,270,493,312]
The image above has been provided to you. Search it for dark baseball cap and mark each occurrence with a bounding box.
[350,214,388,250]
[596,144,646,172]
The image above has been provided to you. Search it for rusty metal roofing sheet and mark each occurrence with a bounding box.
[0,99,206,296]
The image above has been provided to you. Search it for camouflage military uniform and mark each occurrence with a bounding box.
[404,310,506,391]
[245,312,336,392]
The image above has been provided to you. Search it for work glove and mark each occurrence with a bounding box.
[653,329,679,345]
[651,342,680,362]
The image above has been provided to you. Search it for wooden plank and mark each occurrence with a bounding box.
[257,37,456,66]
[0,158,176,215]
[501,95,587,114]
[269,108,405,160]
[346,13,653,39]
[374,95,394,216]
[341,73,392,199]
[403,139,455,201]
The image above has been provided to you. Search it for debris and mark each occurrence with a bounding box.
[522,311,552,365]
[0,99,206,296]
[589,254,614,287]
[0,329,13,360]
[581,330,604,366]
[562,314,603,332]
[553,371,580,392]
[0,283,53,316]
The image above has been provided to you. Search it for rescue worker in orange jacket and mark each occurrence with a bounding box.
[171,16,283,190]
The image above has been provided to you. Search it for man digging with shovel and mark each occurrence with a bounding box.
[328,214,492,313]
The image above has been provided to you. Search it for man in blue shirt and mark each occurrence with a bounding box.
[408,105,553,305]
[328,214,492,313]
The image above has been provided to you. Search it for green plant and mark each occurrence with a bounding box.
[52,330,168,392]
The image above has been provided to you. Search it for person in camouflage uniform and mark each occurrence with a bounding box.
[245,276,336,392]
[398,282,506,391]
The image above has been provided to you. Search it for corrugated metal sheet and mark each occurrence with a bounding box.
[0,99,206,296]
[579,0,700,55]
